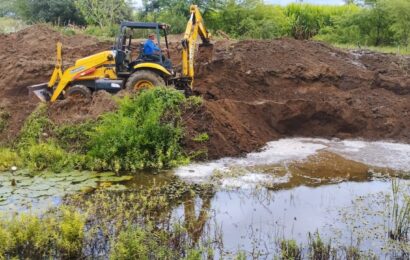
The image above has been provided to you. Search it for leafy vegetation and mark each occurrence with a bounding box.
[280,239,302,260]
[1,0,410,49]
[0,206,85,259]
[389,179,410,241]
[0,88,194,173]
[87,87,189,172]
[308,231,334,260]
[0,148,22,171]
[192,133,209,143]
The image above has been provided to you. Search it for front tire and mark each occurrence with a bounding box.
[125,70,165,92]
[65,85,92,100]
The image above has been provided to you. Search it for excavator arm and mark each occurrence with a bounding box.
[181,5,212,88]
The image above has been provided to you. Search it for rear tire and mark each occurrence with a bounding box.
[65,85,92,100]
[125,70,165,93]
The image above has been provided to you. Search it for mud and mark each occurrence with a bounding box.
[187,39,410,158]
[0,26,409,159]
[0,25,112,142]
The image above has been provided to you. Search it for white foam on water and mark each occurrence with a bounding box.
[175,138,410,184]
[175,138,327,182]
[219,173,288,189]
[328,140,410,171]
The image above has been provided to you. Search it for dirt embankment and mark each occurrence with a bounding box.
[186,39,410,158]
[0,25,112,141]
[0,25,409,159]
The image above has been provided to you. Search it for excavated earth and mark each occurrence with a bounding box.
[0,25,409,159]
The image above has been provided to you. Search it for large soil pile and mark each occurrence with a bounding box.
[0,25,409,160]
[0,25,112,141]
[186,39,410,158]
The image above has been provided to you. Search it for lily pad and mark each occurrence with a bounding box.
[97,175,134,183]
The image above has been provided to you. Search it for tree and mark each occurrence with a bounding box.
[384,0,410,46]
[75,0,132,28]
[0,0,17,17]
[15,0,85,25]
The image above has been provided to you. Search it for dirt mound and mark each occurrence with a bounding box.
[0,26,409,160]
[185,39,410,158]
[0,25,112,143]
[48,91,117,124]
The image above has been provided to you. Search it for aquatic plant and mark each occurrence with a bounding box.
[307,231,334,260]
[0,206,85,259]
[0,147,22,171]
[280,239,302,260]
[389,179,410,241]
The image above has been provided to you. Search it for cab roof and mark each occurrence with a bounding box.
[120,21,169,30]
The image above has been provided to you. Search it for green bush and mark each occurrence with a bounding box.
[0,206,85,259]
[22,142,72,172]
[87,87,189,172]
[0,148,22,172]
[54,121,96,153]
[17,103,53,149]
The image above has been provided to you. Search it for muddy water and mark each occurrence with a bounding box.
[170,138,410,258]
[1,138,410,258]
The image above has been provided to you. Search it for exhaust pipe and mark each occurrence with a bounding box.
[27,83,51,102]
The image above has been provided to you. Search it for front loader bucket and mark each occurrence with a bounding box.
[27,83,51,102]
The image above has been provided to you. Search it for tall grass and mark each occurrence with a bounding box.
[0,17,27,34]
[389,179,410,241]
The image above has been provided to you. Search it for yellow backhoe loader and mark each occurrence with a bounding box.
[28,5,212,102]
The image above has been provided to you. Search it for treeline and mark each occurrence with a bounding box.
[1,0,409,47]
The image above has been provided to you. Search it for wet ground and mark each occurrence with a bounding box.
[1,138,410,258]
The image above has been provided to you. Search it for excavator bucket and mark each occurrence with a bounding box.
[27,83,51,102]
[27,42,62,102]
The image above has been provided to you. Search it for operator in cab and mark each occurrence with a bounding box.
[143,33,172,69]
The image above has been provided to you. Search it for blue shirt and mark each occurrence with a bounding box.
[143,39,160,55]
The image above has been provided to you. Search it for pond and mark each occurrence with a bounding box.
[1,138,410,258]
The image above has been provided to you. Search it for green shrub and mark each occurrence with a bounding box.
[110,227,149,260]
[54,121,96,153]
[55,207,85,258]
[110,225,176,260]
[0,206,85,259]
[22,142,71,172]
[17,103,53,149]
[0,148,22,172]
[87,88,189,172]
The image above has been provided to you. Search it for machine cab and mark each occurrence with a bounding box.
[114,21,172,75]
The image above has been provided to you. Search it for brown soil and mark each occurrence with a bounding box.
[186,39,410,159]
[0,25,112,142]
[0,25,409,160]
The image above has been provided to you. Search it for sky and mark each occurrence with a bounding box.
[131,0,346,8]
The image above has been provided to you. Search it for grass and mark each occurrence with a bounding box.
[280,239,302,260]
[389,179,410,241]
[308,231,334,260]
[0,88,196,173]
[0,17,27,34]
[333,43,410,55]
[0,206,85,259]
